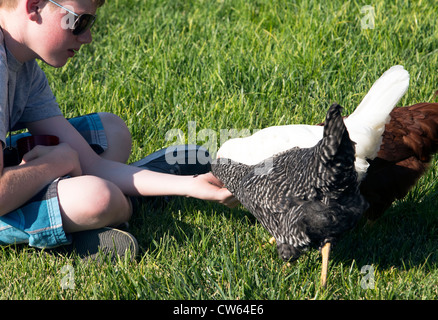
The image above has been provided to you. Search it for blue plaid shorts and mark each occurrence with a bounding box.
[0,113,108,248]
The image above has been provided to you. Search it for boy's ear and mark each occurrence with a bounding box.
[25,0,44,21]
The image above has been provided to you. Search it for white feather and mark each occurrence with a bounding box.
[217,65,410,181]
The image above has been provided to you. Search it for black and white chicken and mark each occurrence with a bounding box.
[212,104,369,286]
[217,66,410,182]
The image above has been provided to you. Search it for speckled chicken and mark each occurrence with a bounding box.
[212,103,369,286]
[217,66,410,182]
[217,66,420,226]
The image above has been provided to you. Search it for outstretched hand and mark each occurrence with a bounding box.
[189,172,239,208]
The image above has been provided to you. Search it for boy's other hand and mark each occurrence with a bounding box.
[21,143,82,177]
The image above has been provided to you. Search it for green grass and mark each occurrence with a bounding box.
[2,0,438,300]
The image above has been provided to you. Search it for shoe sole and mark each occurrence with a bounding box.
[63,227,139,262]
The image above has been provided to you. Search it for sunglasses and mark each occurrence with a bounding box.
[47,0,96,36]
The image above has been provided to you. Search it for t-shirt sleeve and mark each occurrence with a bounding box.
[0,57,8,148]
[15,61,63,126]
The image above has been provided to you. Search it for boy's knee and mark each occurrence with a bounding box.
[87,178,131,224]
[58,176,131,232]
[98,112,132,163]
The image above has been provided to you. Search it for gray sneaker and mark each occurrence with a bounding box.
[130,144,212,175]
[58,227,139,262]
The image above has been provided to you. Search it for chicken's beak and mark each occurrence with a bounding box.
[270,237,331,286]
[320,242,331,287]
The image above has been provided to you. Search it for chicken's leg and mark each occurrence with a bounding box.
[320,242,331,287]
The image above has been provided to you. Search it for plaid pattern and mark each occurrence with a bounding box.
[0,178,70,248]
[68,113,108,154]
[0,113,108,248]
[9,113,108,154]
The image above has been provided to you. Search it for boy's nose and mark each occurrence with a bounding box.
[77,29,92,44]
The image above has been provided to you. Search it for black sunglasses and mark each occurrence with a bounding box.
[47,0,96,36]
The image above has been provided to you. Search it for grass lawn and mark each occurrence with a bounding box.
[1,0,438,300]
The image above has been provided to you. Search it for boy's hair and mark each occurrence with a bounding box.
[0,0,106,9]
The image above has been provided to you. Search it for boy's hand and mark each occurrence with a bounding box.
[21,143,82,177]
[189,172,239,208]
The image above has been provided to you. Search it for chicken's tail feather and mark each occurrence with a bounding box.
[345,65,410,179]
[348,65,410,125]
[315,103,357,194]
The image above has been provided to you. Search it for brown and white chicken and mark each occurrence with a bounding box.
[360,102,438,221]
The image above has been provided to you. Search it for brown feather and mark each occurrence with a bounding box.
[317,102,438,220]
[360,103,438,220]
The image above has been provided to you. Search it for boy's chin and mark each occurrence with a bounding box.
[39,56,69,68]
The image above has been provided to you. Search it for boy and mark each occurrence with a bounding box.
[0,0,236,260]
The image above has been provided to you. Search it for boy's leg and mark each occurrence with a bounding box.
[53,112,133,232]
[97,112,132,163]
[0,113,136,260]
[65,112,132,164]
[57,175,132,234]
[55,175,137,261]
[62,113,137,259]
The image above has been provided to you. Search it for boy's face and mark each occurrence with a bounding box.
[31,0,98,67]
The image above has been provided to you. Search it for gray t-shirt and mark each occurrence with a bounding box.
[0,30,63,148]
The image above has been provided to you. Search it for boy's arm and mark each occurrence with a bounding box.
[0,141,81,216]
[26,116,236,206]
